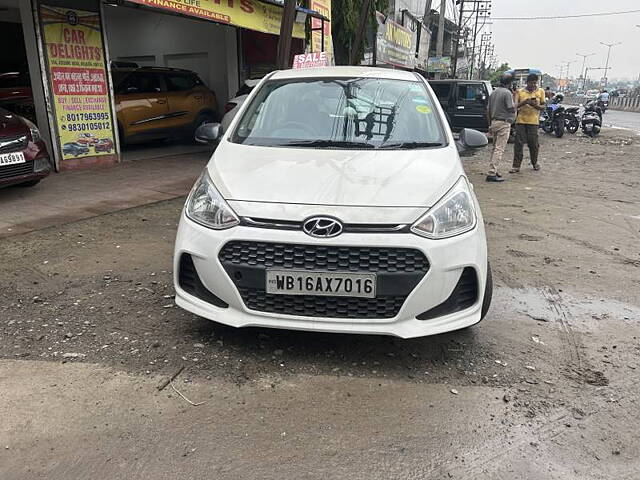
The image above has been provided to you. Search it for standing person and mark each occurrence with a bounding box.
[485,72,516,182]
[510,73,546,173]
[545,86,554,100]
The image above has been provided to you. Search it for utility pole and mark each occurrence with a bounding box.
[451,0,464,78]
[576,52,595,91]
[434,0,446,78]
[467,1,491,80]
[600,41,621,87]
[422,0,433,27]
[561,60,575,92]
[276,0,297,70]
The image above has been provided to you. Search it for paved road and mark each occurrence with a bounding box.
[603,109,640,132]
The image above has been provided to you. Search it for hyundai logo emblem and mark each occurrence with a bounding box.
[302,216,344,238]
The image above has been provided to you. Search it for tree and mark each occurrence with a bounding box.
[332,0,389,65]
[488,63,510,84]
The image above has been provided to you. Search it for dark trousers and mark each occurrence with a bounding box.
[513,124,539,168]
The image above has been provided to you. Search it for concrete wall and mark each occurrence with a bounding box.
[103,5,239,105]
[564,95,640,113]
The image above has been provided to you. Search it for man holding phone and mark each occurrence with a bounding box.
[510,73,546,173]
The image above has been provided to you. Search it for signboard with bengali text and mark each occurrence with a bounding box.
[427,56,451,74]
[41,6,116,162]
[125,0,305,38]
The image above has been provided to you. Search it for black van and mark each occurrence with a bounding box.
[428,80,493,132]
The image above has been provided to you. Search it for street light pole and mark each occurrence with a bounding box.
[576,52,595,91]
[600,41,621,88]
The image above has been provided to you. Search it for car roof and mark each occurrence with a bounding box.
[269,66,420,82]
[428,79,486,83]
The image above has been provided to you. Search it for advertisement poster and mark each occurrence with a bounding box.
[126,0,305,38]
[427,56,451,74]
[41,6,115,162]
[310,0,333,57]
[375,12,415,69]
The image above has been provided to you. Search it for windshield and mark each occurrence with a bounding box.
[231,77,445,149]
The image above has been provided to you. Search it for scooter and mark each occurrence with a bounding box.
[581,100,602,137]
[540,102,566,138]
[564,106,581,134]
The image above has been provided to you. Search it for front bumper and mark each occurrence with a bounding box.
[173,214,488,339]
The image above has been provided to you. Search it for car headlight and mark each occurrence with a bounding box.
[185,169,239,230]
[411,176,477,239]
[23,118,42,143]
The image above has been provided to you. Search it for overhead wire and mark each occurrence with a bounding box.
[492,9,640,20]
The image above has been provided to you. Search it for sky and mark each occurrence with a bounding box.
[489,0,640,81]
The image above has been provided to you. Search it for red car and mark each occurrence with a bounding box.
[0,71,35,122]
[94,138,114,153]
[0,107,50,188]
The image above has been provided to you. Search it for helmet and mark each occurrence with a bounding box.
[499,72,514,87]
[554,93,564,103]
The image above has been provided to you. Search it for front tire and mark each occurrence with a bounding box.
[554,120,565,138]
[566,119,579,134]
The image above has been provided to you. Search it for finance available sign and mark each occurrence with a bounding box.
[125,0,305,38]
[41,6,116,163]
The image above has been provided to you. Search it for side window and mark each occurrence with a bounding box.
[431,84,452,103]
[117,73,161,94]
[165,74,199,92]
[457,84,485,102]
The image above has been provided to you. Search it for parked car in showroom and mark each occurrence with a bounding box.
[0,107,50,188]
[221,78,260,132]
[62,142,89,157]
[0,70,35,122]
[175,67,491,339]
[111,65,219,144]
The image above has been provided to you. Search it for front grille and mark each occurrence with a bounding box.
[219,241,429,319]
[0,161,33,180]
[0,135,28,153]
[239,288,406,319]
[417,267,478,320]
[218,241,428,273]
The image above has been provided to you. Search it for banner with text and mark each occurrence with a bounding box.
[310,0,333,57]
[427,56,451,74]
[375,12,414,69]
[41,6,115,161]
[125,0,305,38]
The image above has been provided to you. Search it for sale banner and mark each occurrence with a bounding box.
[41,6,115,161]
[293,52,330,69]
[125,0,305,38]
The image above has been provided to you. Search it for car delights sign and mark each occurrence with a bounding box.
[41,6,116,163]
[375,12,414,69]
[124,0,305,38]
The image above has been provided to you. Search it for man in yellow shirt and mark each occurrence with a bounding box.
[510,73,546,173]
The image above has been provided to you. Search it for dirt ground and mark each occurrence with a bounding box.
[1,127,639,479]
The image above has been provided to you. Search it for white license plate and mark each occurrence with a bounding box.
[0,151,25,166]
[266,270,376,298]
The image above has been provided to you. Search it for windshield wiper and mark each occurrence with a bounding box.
[276,140,375,149]
[377,141,444,149]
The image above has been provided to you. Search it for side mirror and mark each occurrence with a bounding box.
[475,94,487,102]
[457,128,488,155]
[195,122,221,144]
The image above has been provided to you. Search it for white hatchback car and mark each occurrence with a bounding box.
[176,66,491,338]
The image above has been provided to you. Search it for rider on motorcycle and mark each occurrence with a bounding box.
[597,90,609,113]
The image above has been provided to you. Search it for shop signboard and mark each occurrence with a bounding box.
[40,6,115,163]
[375,12,414,69]
[427,56,451,74]
[310,0,333,57]
[292,51,330,69]
[125,0,305,38]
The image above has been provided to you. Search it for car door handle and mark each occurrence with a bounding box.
[194,95,203,100]
[456,106,465,110]
[157,99,167,104]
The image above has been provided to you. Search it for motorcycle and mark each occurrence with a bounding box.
[564,106,581,134]
[597,100,608,115]
[580,100,602,137]
[540,102,566,138]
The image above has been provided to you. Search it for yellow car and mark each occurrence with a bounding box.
[112,66,219,144]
